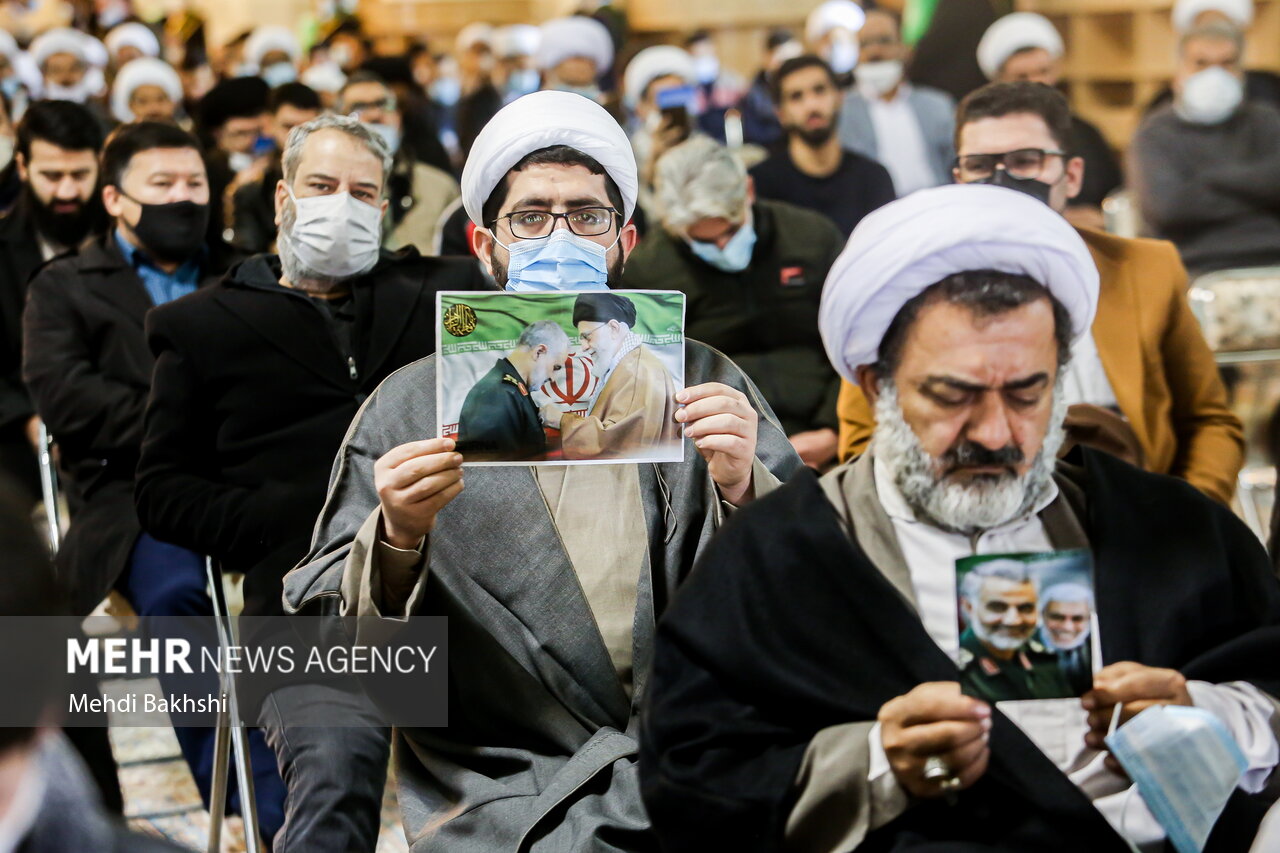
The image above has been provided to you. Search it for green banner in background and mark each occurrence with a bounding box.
[439,291,684,356]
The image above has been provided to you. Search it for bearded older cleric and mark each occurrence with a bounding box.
[283,91,801,852]
[639,184,1280,852]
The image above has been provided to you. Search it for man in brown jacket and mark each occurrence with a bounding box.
[836,82,1243,503]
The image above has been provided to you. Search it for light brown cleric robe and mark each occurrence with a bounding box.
[559,345,681,460]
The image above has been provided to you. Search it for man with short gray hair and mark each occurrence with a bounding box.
[135,113,487,851]
[457,319,570,460]
[623,134,847,468]
[1129,20,1280,273]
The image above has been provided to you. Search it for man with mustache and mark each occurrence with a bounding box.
[957,560,1072,703]
[640,184,1280,851]
[749,55,895,237]
[0,100,103,501]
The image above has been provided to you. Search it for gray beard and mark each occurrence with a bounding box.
[871,381,1067,536]
[970,613,1033,652]
[277,201,370,294]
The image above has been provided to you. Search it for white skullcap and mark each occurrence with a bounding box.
[495,24,540,59]
[819,184,1099,386]
[300,61,345,94]
[977,13,1064,80]
[623,45,694,108]
[806,0,866,44]
[111,57,182,122]
[105,22,159,60]
[461,90,638,226]
[456,23,494,53]
[536,17,614,74]
[0,30,17,61]
[81,33,108,68]
[244,26,300,71]
[1172,0,1254,32]
[30,27,91,68]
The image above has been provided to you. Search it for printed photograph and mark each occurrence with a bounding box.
[955,550,1095,703]
[437,290,686,464]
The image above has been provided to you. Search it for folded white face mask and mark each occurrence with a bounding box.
[1177,66,1244,125]
[284,185,383,279]
[1106,705,1247,853]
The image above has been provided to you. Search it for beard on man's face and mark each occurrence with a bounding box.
[24,184,102,249]
[787,113,837,148]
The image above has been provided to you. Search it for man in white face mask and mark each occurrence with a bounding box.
[1129,21,1280,274]
[135,113,489,852]
[282,90,802,851]
[337,71,460,256]
[837,8,957,196]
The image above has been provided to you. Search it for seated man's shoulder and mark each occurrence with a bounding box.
[762,199,845,244]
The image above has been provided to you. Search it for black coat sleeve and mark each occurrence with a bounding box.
[21,265,148,456]
[134,309,307,564]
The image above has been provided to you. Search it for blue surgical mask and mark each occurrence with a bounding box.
[500,228,614,292]
[506,68,540,99]
[366,122,401,155]
[261,61,297,88]
[688,220,756,273]
[1106,705,1247,853]
[430,76,461,107]
[0,77,21,99]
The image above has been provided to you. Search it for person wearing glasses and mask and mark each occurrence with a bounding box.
[836,82,1243,506]
[338,70,460,257]
[134,114,486,851]
[626,134,847,470]
[282,91,802,852]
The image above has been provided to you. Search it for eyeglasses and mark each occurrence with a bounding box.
[580,323,609,346]
[954,148,1066,182]
[345,97,396,117]
[493,207,619,240]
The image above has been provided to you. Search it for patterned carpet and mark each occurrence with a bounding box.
[111,712,410,852]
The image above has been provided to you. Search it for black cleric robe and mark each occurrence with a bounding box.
[639,447,1280,852]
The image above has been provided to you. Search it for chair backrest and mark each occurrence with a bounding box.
[1188,267,1280,353]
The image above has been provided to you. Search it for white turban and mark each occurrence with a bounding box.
[495,24,540,59]
[456,23,494,53]
[461,90,638,226]
[806,0,866,44]
[30,27,90,68]
[105,22,159,60]
[536,17,614,74]
[244,26,300,72]
[977,13,1064,80]
[1173,0,1254,32]
[111,57,182,122]
[0,29,17,62]
[819,184,1099,386]
[623,45,694,108]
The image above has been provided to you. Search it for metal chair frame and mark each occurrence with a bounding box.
[35,420,262,852]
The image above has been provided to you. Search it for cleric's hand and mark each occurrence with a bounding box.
[375,438,465,550]
[540,403,564,430]
[878,682,992,798]
[675,383,757,506]
[1083,662,1192,774]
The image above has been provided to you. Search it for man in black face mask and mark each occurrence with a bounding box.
[22,122,288,838]
[836,82,1244,508]
[0,100,104,502]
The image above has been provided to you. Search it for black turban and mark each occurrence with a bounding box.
[572,292,636,327]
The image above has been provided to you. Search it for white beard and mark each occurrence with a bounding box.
[970,612,1034,651]
[871,381,1067,535]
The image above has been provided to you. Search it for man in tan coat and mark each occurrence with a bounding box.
[837,81,1243,503]
[546,292,681,460]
